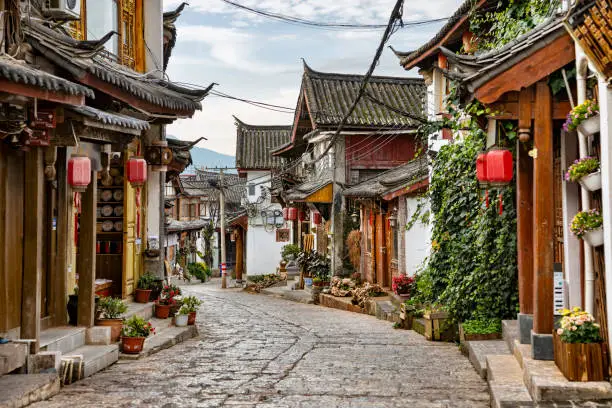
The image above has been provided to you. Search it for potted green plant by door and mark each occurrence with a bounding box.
[155,284,180,319]
[181,296,202,325]
[121,315,155,354]
[563,99,600,135]
[135,273,155,303]
[565,157,601,192]
[571,209,604,247]
[95,297,128,343]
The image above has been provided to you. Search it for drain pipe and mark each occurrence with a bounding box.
[576,47,595,314]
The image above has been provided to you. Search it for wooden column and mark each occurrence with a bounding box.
[517,87,534,315]
[533,81,555,335]
[22,148,44,353]
[235,228,243,281]
[53,149,69,326]
[77,172,97,327]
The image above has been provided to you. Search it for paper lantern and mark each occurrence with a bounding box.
[312,212,322,225]
[282,208,289,220]
[127,156,147,188]
[486,149,513,186]
[298,210,306,221]
[287,207,297,221]
[476,152,488,185]
[67,155,91,192]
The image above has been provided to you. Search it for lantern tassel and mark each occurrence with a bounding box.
[499,192,503,215]
[485,190,489,208]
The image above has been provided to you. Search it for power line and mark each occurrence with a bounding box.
[220,0,448,30]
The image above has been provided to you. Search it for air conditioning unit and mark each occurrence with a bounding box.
[43,0,81,20]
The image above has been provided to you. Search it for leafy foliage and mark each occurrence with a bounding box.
[563,99,599,131]
[97,297,127,319]
[187,262,211,281]
[180,296,202,313]
[462,318,502,335]
[122,315,155,338]
[137,273,156,290]
[565,157,599,182]
[281,244,301,261]
[392,274,416,296]
[570,209,603,238]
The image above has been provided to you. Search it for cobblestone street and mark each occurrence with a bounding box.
[33,282,489,408]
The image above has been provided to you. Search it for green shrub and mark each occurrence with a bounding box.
[181,296,202,313]
[461,318,502,335]
[187,263,209,281]
[281,244,301,261]
[97,297,127,319]
[137,273,156,290]
[122,315,154,338]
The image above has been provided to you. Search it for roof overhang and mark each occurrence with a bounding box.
[0,78,85,106]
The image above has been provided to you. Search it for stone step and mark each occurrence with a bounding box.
[487,355,534,408]
[465,340,510,379]
[119,324,198,360]
[502,320,520,355]
[39,327,86,355]
[0,343,28,375]
[0,373,60,408]
[62,344,119,380]
[374,300,399,323]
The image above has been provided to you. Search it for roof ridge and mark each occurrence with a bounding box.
[234,116,292,130]
[302,61,425,84]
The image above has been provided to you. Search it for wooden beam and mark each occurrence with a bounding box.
[0,79,85,106]
[77,172,97,327]
[488,99,572,120]
[53,149,69,326]
[22,148,44,353]
[517,87,534,315]
[475,34,575,104]
[532,81,555,335]
[235,228,244,282]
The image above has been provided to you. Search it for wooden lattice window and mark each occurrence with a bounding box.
[118,0,136,69]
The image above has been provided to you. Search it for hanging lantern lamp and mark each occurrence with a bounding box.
[67,154,91,192]
[287,207,298,221]
[127,156,147,188]
[312,212,322,225]
[298,210,306,222]
[486,149,513,186]
[282,207,289,220]
[476,152,488,186]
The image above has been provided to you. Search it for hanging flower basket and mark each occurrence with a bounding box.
[579,170,602,192]
[578,114,601,136]
[584,228,604,247]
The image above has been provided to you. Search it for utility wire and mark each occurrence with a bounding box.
[220,0,448,30]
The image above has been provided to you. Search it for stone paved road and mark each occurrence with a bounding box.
[33,282,490,408]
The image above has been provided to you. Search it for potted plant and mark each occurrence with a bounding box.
[95,296,128,343]
[563,99,600,135]
[181,296,202,325]
[175,306,189,327]
[554,307,607,381]
[565,157,601,192]
[392,274,416,300]
[311,253,331,287]
[135,273,155,303]
[281,244,301,263]
[155,284,180,319]
[571,209,604,247]
[121,315,155,354]
[459,318,502,342]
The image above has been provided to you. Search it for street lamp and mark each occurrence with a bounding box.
[389,207,398,229]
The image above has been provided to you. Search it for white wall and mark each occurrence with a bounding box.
[405,196,430,276]
[246,226,285,275]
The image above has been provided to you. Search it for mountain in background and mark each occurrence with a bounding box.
[168,136,236,174]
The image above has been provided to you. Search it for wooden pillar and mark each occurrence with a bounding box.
[517,87,534,315]
[22,148,44,353]
[54,149,69,326]
[77,172,97,327]
[533,81,555,336]
[235,228,243,281]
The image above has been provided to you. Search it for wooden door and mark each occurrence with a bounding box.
[375,213,388,287]
[122,151,139,298]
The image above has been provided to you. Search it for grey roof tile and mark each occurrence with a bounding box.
[343,158,428,198]
[68,105,150,130]
[234,117,291,170]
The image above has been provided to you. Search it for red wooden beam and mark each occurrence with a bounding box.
[0,79,85,106]
[382,178,428,201]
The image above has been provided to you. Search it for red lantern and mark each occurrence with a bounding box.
[67,154,91,192]
[282,208,289,220]
[288,207,297,221]
[312,212,322,225]
[127,156,147,188]
[486,149,513,186]
[476,152,488,185]
[298,210,306,222]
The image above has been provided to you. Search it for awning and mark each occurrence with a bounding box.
[286,180,333,203]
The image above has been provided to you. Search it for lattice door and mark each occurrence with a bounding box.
[553,136,564,266]
[119,0,136,69]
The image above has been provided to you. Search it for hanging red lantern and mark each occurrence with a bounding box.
[486,149,513,186]
[298,210,306,222]
[282,208,289,220]
[127,156,147,188]
[312,212,322,225]
[288,207,297,221]
[476,152,488,185]
[67,154,91,192]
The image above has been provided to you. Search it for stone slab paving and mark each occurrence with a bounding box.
[30,281,490,407]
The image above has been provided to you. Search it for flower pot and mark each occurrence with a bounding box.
[553,332,607,381]
[175,314,189,327]
[578,114,601,136]
[134,289,152,303]
[578,171,602,192]
[169,303,181,317]
[584,228,604,247]
[121,336,145,354]
[188,311,196,325]
[95,318,123,343]
[155,303,170,319]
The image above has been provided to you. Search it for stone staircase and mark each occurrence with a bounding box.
[464,320,612,407]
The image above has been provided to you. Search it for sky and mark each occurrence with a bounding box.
[164,0,463,156]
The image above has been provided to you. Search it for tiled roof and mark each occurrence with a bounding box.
[166,219,208,233]
[343,159,428,198]
[0,57,94,100]
[68,105,150,130]
[390,0,481,69]
[24,21,213,114]
[285,179,332,202]
[186,171,245,205]
[234,117,291,170]
[302,62,426,128]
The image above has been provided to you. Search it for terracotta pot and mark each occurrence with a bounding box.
[175,314,188,327]
[313,281,330,287]
[134,289,152,303]
[95,318,123,343]
[121,336,145,354]
[155,303,170,319]
[188,311,196,325]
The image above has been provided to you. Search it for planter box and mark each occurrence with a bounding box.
[578,114,600,136]
[459,323,501,343]
[579,171,602,192]
[423,311,457,342]
[399,303,416,330]
[553,332,608,381]
[584,228,604,248]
